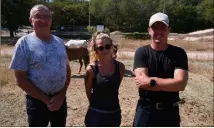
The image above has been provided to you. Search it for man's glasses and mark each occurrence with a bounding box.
[32,15,51,20]
[96,44,112,51]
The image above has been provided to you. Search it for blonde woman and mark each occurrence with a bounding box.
[84,31,125,126]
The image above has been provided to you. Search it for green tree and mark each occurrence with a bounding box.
[169,4,198,32]
[119,0,142,31]
[1,0,37,37]
[104,0,122,31]
[90,0,108,25]
[49,1,89,29]
[197,0,214,25]
[52,0,88,3]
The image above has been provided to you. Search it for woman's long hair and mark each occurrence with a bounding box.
[89,31,113,63]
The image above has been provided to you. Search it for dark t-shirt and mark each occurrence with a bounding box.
[133,44,188,103]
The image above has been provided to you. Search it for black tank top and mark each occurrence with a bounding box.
[89,60,121,111]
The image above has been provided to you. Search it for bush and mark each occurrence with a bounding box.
[87,26,111,35]
[87,26,97,34]
[122,32,150,40]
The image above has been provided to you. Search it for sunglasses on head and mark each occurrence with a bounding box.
[96,44,112,51]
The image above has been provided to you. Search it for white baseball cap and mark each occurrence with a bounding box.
[149,12,169,27]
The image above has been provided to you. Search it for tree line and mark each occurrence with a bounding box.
[2,0,213,37]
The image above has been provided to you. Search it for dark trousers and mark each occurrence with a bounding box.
[26,95,67,127]
[133,99,180,127]
[84,108,121,127]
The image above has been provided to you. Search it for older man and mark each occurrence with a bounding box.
[9,4,71,127]
[133,12,188,126]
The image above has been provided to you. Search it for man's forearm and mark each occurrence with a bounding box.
[147,77,187,92]
[135,68,188,92]
[16,78,50,104]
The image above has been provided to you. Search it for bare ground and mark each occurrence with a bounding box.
[0,35,213,126]
[0,59,213,126]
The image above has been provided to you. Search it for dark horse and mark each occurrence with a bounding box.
[65,46,90,73]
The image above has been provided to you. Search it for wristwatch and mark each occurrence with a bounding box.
[149,79,156,87]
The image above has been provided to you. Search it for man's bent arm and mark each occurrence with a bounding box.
[47,63,71,111]
[15,70,50,104]
[134,68,188,92]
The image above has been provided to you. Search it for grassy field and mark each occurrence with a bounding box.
[0,37,213,126]
[0,54,15,87]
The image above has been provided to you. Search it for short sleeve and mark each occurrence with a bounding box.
[133,47,148,71]
[9,39,28,71]
[175,49,188,70]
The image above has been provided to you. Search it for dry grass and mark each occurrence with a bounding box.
[115,38,213,53]
[168,40,214,52]
[117,39,150,52]
[188,60,214,82]
[117,53,133,60]
[1,38,213,86]
[0,37,213,126]
[0,54,15,87]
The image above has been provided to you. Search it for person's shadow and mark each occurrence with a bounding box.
[71,74,85,78]
[124,69,135,77]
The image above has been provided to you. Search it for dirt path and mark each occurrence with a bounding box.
[118,51,213,60]
[1,48,14,55]
[0,60,213,126]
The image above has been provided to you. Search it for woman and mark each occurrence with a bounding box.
[84,31,125,127]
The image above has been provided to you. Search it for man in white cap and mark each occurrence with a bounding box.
[133,12,188,126]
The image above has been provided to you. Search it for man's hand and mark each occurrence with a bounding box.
[48,92,65,111]
[134,75,150,89]
[41,95,51,105]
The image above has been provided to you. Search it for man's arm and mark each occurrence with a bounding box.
[59,63,71,95]
[15,70,50,105]
[48,63,71,111]
[134,67,188,92]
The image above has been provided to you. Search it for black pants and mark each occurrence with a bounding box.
[133,99,180,127]
[26,95,67,127]
[84,108,121,127]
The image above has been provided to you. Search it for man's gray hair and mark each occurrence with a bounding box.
[30,4,51,18]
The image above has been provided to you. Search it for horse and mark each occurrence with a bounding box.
[65,39,87,48]
[65,46,89,74]
[112,44,118,59]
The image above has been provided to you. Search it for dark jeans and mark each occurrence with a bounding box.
[84,108,121,127]
[133,99,180,127]
[26,95,67,127]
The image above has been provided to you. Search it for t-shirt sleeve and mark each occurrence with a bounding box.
[9,39,28,71]
[175,49,188,70]
[133,47,148,71]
